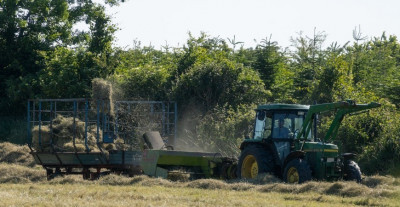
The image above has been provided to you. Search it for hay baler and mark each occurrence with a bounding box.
[27,99,236,180]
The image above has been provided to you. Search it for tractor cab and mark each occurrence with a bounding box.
[250,104,313,165]
[253,104,312,140]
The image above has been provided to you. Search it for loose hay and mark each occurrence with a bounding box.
[30,114,128,153]
[92,78,114,116]
[97,174,134,185]
[167,170,190,182]
[362,175,395,188]
[97,174,173,187]
[0,163,45,183]
[185,179,229,190]
[48,175,91,185]
[0,158,397,199]
[0,142,35,167]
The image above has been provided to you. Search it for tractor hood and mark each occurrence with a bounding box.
[302,142,338,153]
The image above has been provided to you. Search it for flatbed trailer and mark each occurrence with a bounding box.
[27,99,237,180]
[32,150,142,179]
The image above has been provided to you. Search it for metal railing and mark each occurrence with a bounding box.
[27,99,177,152]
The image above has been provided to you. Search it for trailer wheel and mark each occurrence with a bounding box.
[283,158,311,184]
[343,160,362,183]
[237,145,274,179]
[82,168,90,180]
[46,169,54,180]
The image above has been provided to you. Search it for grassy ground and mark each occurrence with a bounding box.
[0,181,399,207]
[0,142,399,206]
[0,166,399,207]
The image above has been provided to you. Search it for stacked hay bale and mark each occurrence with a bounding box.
[31,78,132,152]
[91,78,131,150]
[31,115,101,152]
[92,78,114,116]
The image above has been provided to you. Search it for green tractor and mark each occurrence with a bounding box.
[237,100,380,183]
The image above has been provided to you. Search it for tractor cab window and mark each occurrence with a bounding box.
[272,112,311,139]
[253,111,272,139]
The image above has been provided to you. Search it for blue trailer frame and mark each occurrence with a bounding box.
[27,99,177,180]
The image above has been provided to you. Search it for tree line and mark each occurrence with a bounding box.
[1,0,399,174]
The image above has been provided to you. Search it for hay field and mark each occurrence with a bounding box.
[0,142,400,206]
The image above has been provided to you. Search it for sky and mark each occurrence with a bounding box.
[104,0,400,49]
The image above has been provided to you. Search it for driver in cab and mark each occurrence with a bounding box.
[273,118,290,138]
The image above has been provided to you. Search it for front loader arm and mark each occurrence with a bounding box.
[297,100,380,150]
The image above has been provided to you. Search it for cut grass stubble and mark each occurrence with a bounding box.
[1,141,399,206]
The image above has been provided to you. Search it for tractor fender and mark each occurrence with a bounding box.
[341,153,357,161]
[283,151,306,170]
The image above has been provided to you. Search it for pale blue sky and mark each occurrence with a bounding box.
[104,0,400,49]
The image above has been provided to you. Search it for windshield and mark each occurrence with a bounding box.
[273,112,307,138]
[253,110,311,139]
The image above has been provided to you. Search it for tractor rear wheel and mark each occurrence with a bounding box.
[237,145,274,179]
[343,160,362,183]
[283,158,311,184]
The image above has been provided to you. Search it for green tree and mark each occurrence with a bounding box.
[347,33,400,101]
[290,30,327,103]
[311,42,353,103]
[39,47,110,98]
[174,59,267,113]
[0,0,119,114]
[252,36,293,103]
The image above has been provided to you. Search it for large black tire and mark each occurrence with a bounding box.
[237,145,274,179]
[283,158,312,184]
[343,160,362,183]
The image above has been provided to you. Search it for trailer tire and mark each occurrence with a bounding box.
[283,158,311,184]
[237,145,274,179]
[344,160,362,183]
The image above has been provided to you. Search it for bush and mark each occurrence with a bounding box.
[320,100,400,175]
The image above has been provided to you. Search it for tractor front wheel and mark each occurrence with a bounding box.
[343,160,362,183]
[237,145,274,179]
[283,158,311,184]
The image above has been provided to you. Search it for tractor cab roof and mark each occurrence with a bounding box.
[256,104,310,111]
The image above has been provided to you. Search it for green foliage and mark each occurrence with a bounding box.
[347,34,400,103]
[39,47,110,98]
[113,64,172,100]
[185,104,256,156]
[319,100,400,175]
[174,59,267,112]
[252,37,294,102]
[290,30,327,103]
[0,0,118,115]
[0,117,26,144]
[356,102,400,174]
[176,32,231,76]
[312,52,353,103]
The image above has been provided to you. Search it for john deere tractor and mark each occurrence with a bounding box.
[237,100,380,183]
